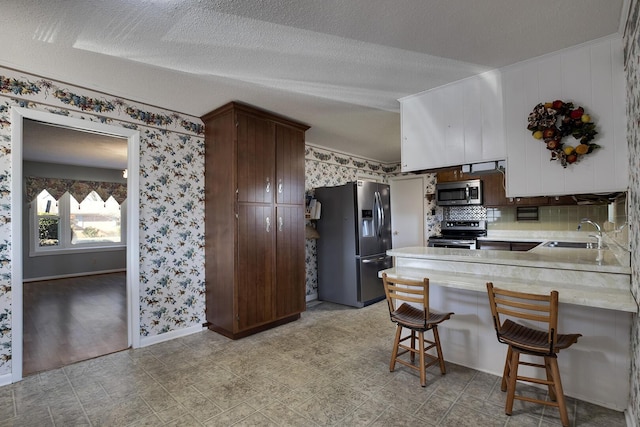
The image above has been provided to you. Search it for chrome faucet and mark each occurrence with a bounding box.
[577,218,603,249]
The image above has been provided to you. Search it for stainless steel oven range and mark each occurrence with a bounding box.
[427,220,487,250]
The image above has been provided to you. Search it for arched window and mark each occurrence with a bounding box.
[70,191,122,245]
[35,190,60,248]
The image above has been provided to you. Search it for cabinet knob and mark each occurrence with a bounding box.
[265,177,271,193]
[278,179,283,194]
[278,216,283,231]
[266,216,271,232]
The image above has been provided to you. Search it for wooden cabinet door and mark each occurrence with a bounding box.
[275,205,305,318]
[481,172,507,206]
[237,204,275,331]
[436,167,467,183]
[275,124,305,205]
[236,112,276,204]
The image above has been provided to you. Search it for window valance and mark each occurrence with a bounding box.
[25,176,127,204]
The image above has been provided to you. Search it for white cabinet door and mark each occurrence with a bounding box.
[401,81,466,171]
[441,82,465,167]
[463,76,483,162]
[463,71,506,164]
[401,71,505,172]
[505,37,627,197]
[401,93,444,172]
[477,70,505,162]
[389,175,426,248]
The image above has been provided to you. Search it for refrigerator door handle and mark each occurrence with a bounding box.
[378,192,385,237]
[374,191,384,237]
[372,192,379,238]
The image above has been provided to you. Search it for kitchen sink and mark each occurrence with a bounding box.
[542,241,607,249]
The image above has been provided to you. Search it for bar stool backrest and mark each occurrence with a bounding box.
[486,282,559,355]
[382,274,429,328]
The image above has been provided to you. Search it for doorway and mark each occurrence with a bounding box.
[11,107,141,382]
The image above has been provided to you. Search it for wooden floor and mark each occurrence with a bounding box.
[23,272,128,376]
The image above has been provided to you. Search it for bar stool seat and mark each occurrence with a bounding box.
[498,318,580,353]
[382,273,453,387]
[486,282,581,427]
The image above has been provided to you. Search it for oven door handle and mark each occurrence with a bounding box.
[429,240,477,249]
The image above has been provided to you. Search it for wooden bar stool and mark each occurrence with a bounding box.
[486,282,581,427]
[381,273,453,387]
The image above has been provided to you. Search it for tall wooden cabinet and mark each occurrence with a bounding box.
[203,102,309,339]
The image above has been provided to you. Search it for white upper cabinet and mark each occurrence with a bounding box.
[503,36,627,197]
[400,70,505,172]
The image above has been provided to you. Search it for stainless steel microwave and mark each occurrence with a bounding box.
[435,179,483,206]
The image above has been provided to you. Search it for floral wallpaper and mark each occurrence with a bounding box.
[623,0,640,421]
[0,68,206,375]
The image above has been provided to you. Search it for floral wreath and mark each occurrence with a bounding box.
[526,100,599,167]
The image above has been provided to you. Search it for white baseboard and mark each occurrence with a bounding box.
[139,324,204,348]
[0,373,12,387]
[306,293,318,302]
[23,268,126,283]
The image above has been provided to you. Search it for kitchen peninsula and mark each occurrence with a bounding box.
[381,242,635,411]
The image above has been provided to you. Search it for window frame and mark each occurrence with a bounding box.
[29,191,126,257]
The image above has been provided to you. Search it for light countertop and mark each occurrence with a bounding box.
[385,236,635,312]
[388,245,629,274]
[381,266,636,312]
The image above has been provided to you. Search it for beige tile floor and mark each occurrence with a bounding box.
[1,301,626,426]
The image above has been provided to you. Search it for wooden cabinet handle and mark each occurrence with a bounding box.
[265,216,271,232]
[266,177,271,193]
[278,216,283,231]
[278,179,283,194]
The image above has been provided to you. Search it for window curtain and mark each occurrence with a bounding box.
[25,176,127,204]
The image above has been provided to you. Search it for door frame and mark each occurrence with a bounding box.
[10,107,141,382]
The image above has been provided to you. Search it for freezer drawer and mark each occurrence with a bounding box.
[357,255,393,306]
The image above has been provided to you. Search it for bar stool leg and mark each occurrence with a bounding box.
[505,347,520,416]
[410,331,416,363]
[501,346,513,392]
[548,357,569,427]
[418,331,426,387]
[390,325,402,372]
[432,326,446,374]
[544,357,557,401]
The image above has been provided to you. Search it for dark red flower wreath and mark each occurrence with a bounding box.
[526,100,599,167]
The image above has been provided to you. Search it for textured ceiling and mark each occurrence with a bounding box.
[24,120,128,169]
[0,0,626,163]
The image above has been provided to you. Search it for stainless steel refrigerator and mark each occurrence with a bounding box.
[315,181,393,308]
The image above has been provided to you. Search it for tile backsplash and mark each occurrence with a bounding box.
[445,205,487,220]
[485,193,629,250]
[486,205,609,231]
